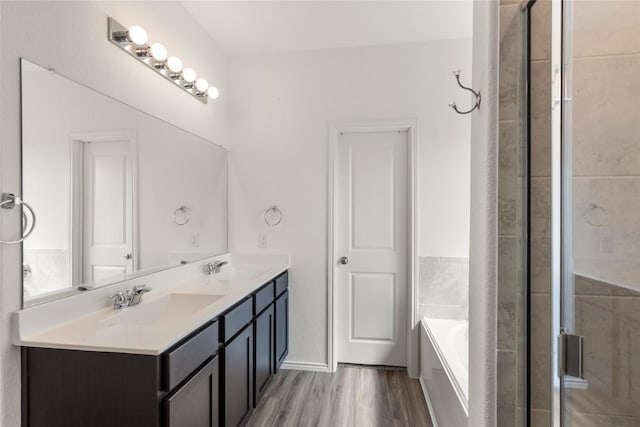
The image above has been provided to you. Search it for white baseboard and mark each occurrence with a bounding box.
[280,360,331,372]
[419,377,439,427]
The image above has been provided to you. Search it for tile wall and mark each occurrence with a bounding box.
[418,256,469,321]
[529,0,553,425]
[498,1,528,425]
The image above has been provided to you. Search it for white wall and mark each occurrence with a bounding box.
[0,2,228,424]
[228,40,472,367]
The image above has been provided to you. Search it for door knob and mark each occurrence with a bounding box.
[124,253,132,260]
[339,256,349,265]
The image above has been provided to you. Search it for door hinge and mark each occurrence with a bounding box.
[559,329,584,379]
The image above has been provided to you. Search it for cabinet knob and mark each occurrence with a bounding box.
[124,253,132,260]
[339,256,349,265]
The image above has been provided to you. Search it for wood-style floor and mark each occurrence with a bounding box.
[246,366,433,427]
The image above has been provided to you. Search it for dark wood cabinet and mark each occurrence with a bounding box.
[223,325,254,427]
[275,290,289,371]
[254,304,275,405]
[22,269,289,427]
[164,355,219,427]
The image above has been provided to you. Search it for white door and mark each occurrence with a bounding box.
[336,130,408,366]
[81,138,134,282]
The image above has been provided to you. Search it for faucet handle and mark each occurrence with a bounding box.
[133,284,152,294]
[109,291,125,301]
[109,291,127,309]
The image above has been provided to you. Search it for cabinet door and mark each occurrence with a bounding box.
[164,355,219,427]
[254,304,275,406]
[275,290,289,371]
[224,325,254,427]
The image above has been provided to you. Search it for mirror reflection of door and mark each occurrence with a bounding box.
[71,131,136,285]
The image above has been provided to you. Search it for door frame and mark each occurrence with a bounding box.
[327,120,418,375]
[69,130,138,286]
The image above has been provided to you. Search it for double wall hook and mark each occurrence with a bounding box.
[449,70,481,115]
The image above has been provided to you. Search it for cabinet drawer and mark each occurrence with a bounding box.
[164,355,219,427]
[275,271,288,297]
[163,321,218,391]
[223,297,253,342]
[254,282,275,314]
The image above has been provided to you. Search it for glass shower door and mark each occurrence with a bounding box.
[556,0,640,425]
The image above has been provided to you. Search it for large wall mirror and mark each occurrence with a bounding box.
[21,59,228,307]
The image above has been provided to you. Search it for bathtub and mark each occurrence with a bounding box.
[420,317,468,427]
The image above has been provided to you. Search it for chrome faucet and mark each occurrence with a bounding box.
[204,260,228,275]
[109,284,152,309]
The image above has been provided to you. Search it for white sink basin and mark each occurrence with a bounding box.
[213,266,269,282]
[102,293,224,326]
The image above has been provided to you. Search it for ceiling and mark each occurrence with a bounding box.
[180,1,474,56]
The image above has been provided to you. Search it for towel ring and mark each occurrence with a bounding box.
[585,203,607,227]
[0,193,36,245]
[173,206,190,226]
[264,206,283,227]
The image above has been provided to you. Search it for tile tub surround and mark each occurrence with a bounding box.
[14,253,289,355]
[418,256,469,321]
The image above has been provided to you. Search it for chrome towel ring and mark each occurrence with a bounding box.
[0,193,36,245]
[449,69,481,115]
[264,206,283,227]
[173,206,190,226]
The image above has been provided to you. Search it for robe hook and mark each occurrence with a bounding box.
[449,69,481,115]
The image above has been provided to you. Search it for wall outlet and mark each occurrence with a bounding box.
[258,234,267,248]
[192,234,200,247]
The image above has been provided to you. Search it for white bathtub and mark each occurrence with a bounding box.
[420,317,468,427]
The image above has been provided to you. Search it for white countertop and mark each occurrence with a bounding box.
[14,254,289,355]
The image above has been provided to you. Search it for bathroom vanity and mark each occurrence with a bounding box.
[17,265,289,427]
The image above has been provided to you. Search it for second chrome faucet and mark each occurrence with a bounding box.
[204,260,228,275]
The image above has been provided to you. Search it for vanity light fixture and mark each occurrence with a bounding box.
[108,17,219,104]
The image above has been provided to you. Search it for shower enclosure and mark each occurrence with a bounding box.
[528,0,640,425]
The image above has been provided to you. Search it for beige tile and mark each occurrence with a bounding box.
[499,121,518,236]
[572,56,640,176]
[530,61,551,178]
[572,0,640,57]
[571,294,640,418]
[499,4,525,121]
[530,409,551,427]
[572,177,640,265]
[530,0,551,61]
[530,178,551,237]
[530,351,552,411]
[530,236,551,294]
[570,413,640,427]
[574,274,640,297]
[529,178,551,294]
[498,237,517,350]
[530,294,551,353]
[497,350,517,427]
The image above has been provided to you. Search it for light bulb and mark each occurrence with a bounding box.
[207,86,219,99]
[128,25,147,45]
[182,68,196,83]
[195,78,208,92]
[167,56,182,73]
[150,43,167,61]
